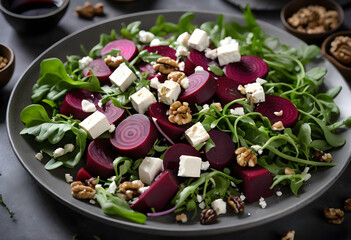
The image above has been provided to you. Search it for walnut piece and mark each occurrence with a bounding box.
[167,71,186,84]
[287,5,338,34]
[272,121,285,131]
[324,208,344,224]
[71,181,96,199]
[168,101,192,125]
[235,147,257,167]
[153,57,179,74]
[75,2,105,19]
[344,198,351,211]
[212,103,222,111]
[227,195,244,214]
[312,150,333,163]
[0,56,8,69]
[330,36,351,65]
[104,55,124,68]
[200,209,217,225]
[284,167,295,175]
[281,230,295,240]
[238,85,246,95]
[119,180,144,200]
[175,213,188,223]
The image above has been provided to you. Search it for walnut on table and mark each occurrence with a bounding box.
[281,230,295,240]
[324,208,344,224]
[75,2,105,19]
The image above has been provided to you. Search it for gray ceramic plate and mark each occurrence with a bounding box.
[6,10,351,236]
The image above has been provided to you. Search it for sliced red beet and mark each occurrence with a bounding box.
[82,58,112,85]
[224,56,268,85]
[97,100,125,125]
[110,114,158,159]
[163,143,201,174]
[138,62,156,75]
[75,167,92,182]
[178,70,217,105]
[143,45,176,60]
[215,76,243,107]
[100,39,138,61]
[131,170,179,212]
[147,102,191,142]
[85,138,117,179]
[204,130,236,170]
[59,88,101,120]
[232,164,273,203]
[255,95,298,128]
[184,50,213,75]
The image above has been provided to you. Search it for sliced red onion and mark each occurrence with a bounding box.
[151,117,175,145]
[147,206,176,217]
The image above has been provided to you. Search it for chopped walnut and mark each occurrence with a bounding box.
[312,150,332,163]
[281,230,295,240]
[247,95,255,108]
[324,208,344,224]
[284,167,295,175]
[235,147,257,167]
[168,101,192,125]
[238,85,246,95]
[175,213,188,223]
[167,71,186,84]
[344,198,351,211]
[85,177,98,188]
[75,2,105,19]
[227,195,244,214]
[212,103,222,111]
[104,55,124,68]
[272,121,285,131]
[330,36,351,65]
[200,209,217,225]
[287,5,338,34]
[119,180,144,200]
[71,181,96,199]
[153,57,179,74]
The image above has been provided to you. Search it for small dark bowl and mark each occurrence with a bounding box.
[321,30,351,81]
[0,43,15,88]
[0,0,70,34]
[281,0,344,44]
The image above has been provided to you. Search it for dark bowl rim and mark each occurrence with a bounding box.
[0,0,70,20]
[0,43,14,73]
[321,30,351,71]
[280,0,344,37]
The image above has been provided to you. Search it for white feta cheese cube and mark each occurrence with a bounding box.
[177,32,190,46]
[107,180,117,194]
[201,161,210,171]
[53,147,65,158]
[64,143,75,153]
[256,77,267,85]
[109,62,137,92]
[158,80,181,105]
[180,77,190,89]
[211,199,227,215]
[35,152,43,161]
[65,173,73,183]
[176,45,189,57]
[188,28,210,52]
[204,48,218,60]
[81,99,96,113]
[178,62,185,71]
[219,36,238,47]
[78,56,93,69]
[130,87,156,114]
[185,122,210,147]
[79,111,111,139]
[178,155,202,178]
[138,157,163,185]
[217,42,241,66]
[139,30,155,43]
[244,82,265,103]
[230,107,245,116]
[150,76,161,89]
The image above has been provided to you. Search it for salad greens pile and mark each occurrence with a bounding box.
[20,5,351,224]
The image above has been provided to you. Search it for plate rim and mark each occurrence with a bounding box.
[6,9,351,236]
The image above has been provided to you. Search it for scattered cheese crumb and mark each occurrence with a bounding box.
[106,181,117,194]
[81,99,97,112]
[194,66,204,72]
[230,107,245,116]
[276,191,283,197]
[64,143,75,153]
[211,199,227,215]
[259,197,267,209]
[256,77,267,85]
[247,212,251,216]
[240,194,246,201]
[251,145,263,155]
[98,100,103,108]
[89,199,96,205]
[139,186,150,194]
[78,56,93,69]
[53,147,65,158]
[201,161,210,171]
[109,124,116,133]
[65,173,73,183]
[198,202,205,209]
[35,152,43,161]
[178,61,185,71]
[274,110,283,117]
[230,181,236,187]
[196,195,203,203]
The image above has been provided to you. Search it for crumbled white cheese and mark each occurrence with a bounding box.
[247,212,251,216]
[244,82,265,103]
[65,173,73,183]
[138,186,150,194]
[89,199,96,205]
[198,201,206,209]
[176,45,189,57]
[201,161,210,171]
[200,104,210,112]
[177,32,191,46]
[109,124,116,133]
[139,30,155,43]
[276,191,282,197]
[178,61,185,71]
[219,36,238,47]
[256,77,267,85]
[78,56,93,69]
[251,145,263,155]
[240,194,246,201]
[95,184,102,189]
[230,107,245,116]
[196,195,203,203]
[180,77,190,89]
[230,181,236,187]
[35,152,43,161]
[149,38,167,47]
[139,157,163,185]
[107,180,117,194]
[150,76,161,89]
[81,99,96,113]
[185,122,210,147]
[204,48,218,60]
[64,143,75,153]
[211,199,227,215]
[194,66,204,72]
[98,100,103,108]
[259,197,267,209]
[53,147,65,158]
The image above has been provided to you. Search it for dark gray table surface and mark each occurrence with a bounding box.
[1,0,351,239]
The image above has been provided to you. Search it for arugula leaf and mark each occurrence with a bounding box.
[121,21,141,41]
[89,29,117,58]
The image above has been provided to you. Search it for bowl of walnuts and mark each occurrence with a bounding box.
[280,0,344,44]
[321,30,351,81]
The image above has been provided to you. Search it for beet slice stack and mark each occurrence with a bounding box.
[110,114,158,159]
[255,95,298,128]
[224,56,268,85]
[59,88,101,120]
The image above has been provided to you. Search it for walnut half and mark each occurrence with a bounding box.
[168,101,192,125]
[235,147,257,167]
[330,36,351,65]
[71,181,96,199]
[153,57,179,74]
